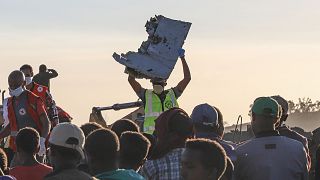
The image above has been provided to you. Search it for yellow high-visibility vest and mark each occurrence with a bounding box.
[144,89,179,134]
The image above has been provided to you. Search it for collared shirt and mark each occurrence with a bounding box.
[44,168,95,180]
[140,148,184,180]
[235,133,308,180]
[95,169,144,180]
[196,132,237,162]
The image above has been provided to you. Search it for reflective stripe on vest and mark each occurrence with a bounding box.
[143,89,178,134]
[7,91,43,151]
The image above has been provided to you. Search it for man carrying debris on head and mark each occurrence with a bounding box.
[128,49,191,134]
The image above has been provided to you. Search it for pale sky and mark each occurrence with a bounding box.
[1,0,320,126]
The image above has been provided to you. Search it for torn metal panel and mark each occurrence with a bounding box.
[113,15,192,79]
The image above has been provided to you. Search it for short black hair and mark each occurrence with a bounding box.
[120,131,150,168]
[84,129,119,164]
[49,143,81,162]
[16,127,39,154]
[39,64,47,72]
[20,64,33,72]
[0,148,8,173]
[111,119,139,138]
[185,138,227,179]
[80,122,103,137]
[167,111,193,137]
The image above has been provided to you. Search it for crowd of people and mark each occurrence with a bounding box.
[1,62,319,180]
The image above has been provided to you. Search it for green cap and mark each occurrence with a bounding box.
[251,97,282,118]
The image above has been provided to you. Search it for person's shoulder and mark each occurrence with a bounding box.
[0,175,16,180]
[37,163,53,171]
[116,169,145,180]
[45,169,93,180]
[280,136,305,148]
[279,126,307,143]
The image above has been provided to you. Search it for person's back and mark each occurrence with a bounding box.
[9,128,52,180]
[45,168,94,180]
[278,125,308,150]
[10,163,52,180]
[235,135,308,180]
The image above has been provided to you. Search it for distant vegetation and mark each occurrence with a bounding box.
[288,98,320,114]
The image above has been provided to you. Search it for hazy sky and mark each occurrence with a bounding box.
[1,0,320,126]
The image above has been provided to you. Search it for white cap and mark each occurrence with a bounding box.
[49,123,85,159]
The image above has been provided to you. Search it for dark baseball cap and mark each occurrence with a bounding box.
[191,103,219,127]
[251,97,282,118]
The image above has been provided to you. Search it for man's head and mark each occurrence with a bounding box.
[152,108,194,159]
[8,70,25,91]
[48,123,85,169]
[20,64,34,78]
[84,129,119,175]
[111,119,139,138]
[151,78,167,94]
[250,97,282,135]
[39,64,47,73]
[20,64,34,86]
[191,104,224,137]
[181,138,227,180]
[271,95,289,127]
[16,127,40,156]
[119,131,150,171]
[80,122,103,137]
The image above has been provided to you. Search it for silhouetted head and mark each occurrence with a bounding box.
[16,127,40,156]
[250,97,282,135]
[151,78,167,94]
[119,131,151,171]
[271,95,289,127]
[48,123,85,170]
[191,104,225,138]
[84,129,119,175]
[181,138,227,180]
[39,64,47,72]
[8,70,25,90]
[20,64,34,77]
[111,119,139,138]
[151,107,194,159]
[80,122,103,137]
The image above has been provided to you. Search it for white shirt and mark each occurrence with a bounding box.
[235,135,308,180]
